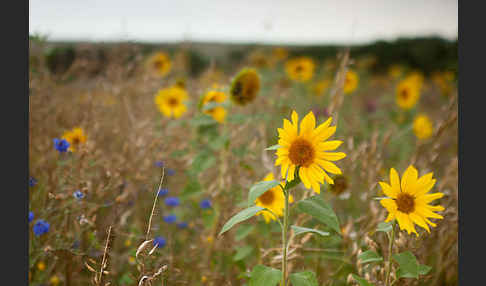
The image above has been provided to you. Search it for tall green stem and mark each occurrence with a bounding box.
[281,189,290,286]
[385,222,396,286]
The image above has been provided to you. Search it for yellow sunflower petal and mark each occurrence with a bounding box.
[390,168,401,190]
[317,140,343,151]
[299,167,312,189]
[317,160,342,175]
[380,198,397,212]
[299,112,316,136]
[409,213,430,233]
[287,165,296,182]
[322,171,334,185]
[401,165,418,193]
[420,192,444,203]
[321,152,346,161]
[291,111,299,127]
[379,182,398,198]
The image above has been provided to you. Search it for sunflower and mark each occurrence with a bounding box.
[255,172,294,223]
[62,127,87,152]
[413,114,434,140]
[388,65,404,79]
[329,175,348,196]
[396,78,420,110]
[154,86,189,119]
[310,79,331,97]
[407,72,425,90]
[147,52,172,77]
[343,70,359,94]
[275,111,346,193]
[201,90,227,123]
[285,57,315,83]
[229,68,260,106]
[432,72,454,97]
[379,165,444,236]
[272,47,289,61]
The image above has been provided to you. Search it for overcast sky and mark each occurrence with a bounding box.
[29,0,457,45]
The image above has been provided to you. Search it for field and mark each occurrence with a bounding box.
[29,38,458,286]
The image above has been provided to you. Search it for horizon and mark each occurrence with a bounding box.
[29,0,457,46]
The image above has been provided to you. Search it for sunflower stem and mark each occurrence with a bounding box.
[385,221,396,286]
[281,188,290,286]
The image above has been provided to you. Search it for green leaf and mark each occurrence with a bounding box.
[418,264,432,275]
[289,271,318,286]
[393,251,419,279]
[190,150,216,175]
[235,224,255,241]
[219,206,264,236]
[397,263,432,279]
[264,144,281,151]
[249,265,282,286]
[248,180,281,206]
[181,177,202,198]
[233,245,254,261]
[209,134,229,151]
[376,221,393,233]
[291,225,330,237]
[351,274,375,286]
[358,250,383,264]
[296,195,341,234]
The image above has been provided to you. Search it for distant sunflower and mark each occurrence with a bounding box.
[255,172,294,223]
[285,57,315,82]
[329,175,349,195]
[388,65,404,79]
[154,86,189,119]
[413,114,434,140]
[311,79,331,97]
[174,77,187,89]
[275,111,346,193]
[343,70,359,94]
[396,78,420,110]
[147,52,172,77]
[272,47,289,61]
[379,165,445,236]
[201,90,227,123]
[62,127,87,152]
[229,68,260,105]
[407,71,425,90]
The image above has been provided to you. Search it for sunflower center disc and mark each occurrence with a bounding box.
[258,190,275,205]
[396,193,415,214]
[168,98,179,107]
[154,60,164,69]
[289,139,315,167]
[400,89,409,99]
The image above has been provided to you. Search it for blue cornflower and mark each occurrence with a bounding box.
[177,222,188,229]
[155,161,164,168]
[166,169,176,176]
[153,236,166,248]
[163,214,177,224]
[158,188,169,197]
[29,211,34,223]
[200,199,212,209]
[164,197,180,207]
[73,190,85,200]
[33,219,50,236]
[53,138,70,153]
[29,177,37,187]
